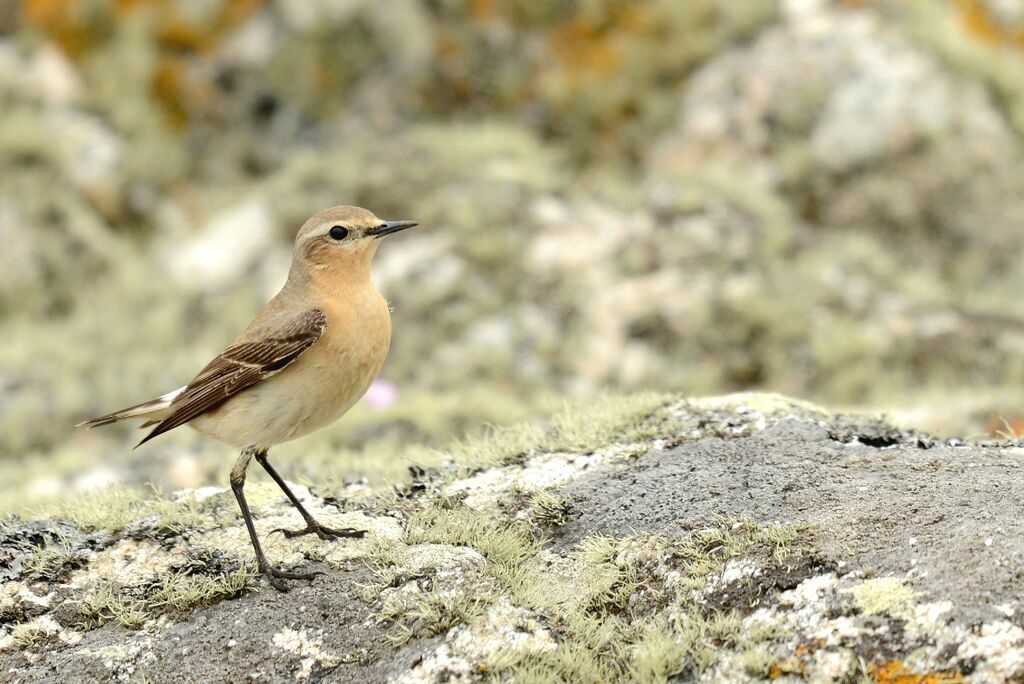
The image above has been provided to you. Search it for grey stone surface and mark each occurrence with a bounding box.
[2,394,1023,682]
[553,419,1024,624]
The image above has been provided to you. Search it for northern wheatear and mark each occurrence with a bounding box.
[80,206,417,590]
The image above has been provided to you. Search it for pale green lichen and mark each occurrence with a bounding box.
[10,622,52,649]
[847,577,917,619]
[447,392,674,473]
[404,506,542,569]
[79,585,150,630]
[385,582,495,646]
[486,522,803,681]
[543,392,675,454]
[31,486,147,533]
[145,569,255,611]
[25,533,83,578]
[28,485,228,535]
[527,489,573,527]
[369,491,807,683]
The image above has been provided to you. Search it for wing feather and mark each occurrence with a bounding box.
[136,309,327,446]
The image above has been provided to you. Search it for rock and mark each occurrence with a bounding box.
[0,41,82,107]
[1,393,1022,682]
[165,197,283,293]
[654,0,1024,254]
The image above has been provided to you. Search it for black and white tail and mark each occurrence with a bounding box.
[77,388,184,429]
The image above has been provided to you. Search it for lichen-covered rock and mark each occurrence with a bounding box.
[1,393,1022,682]
[655,0,1024,250]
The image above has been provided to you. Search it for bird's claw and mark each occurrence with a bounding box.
[271,523,367,541]
[261,566,325,592]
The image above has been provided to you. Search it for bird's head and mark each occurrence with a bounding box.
[293,205,416,282]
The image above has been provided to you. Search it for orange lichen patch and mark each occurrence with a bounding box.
[132,0,264,124]
[624,4,661,34]
[138,0,266,54]
[469,0,500,22]
[22,0,74,25]
[548,17,624,83]
[151,53,220,128]
[545,2,667,93]
[768,640,826,679]
[434,27,460,60]
[430,28,474,104]
[152,57,190,127]
[768,656,807,679]
[23,0,267,123]
[955,0,1024,49]
[157,18,214,53]
[20,0,106,57]
[870,660,966,684]
[218,0,263,28]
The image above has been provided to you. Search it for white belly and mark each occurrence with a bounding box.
[189,342,386,449]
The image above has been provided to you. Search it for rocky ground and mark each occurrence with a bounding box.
[1,393,1022,683]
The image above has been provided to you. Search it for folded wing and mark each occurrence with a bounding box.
[137,309,327,447]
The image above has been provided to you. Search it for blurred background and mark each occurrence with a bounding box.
[3,0,1024,513]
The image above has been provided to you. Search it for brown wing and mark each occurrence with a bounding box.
[137,309,327,447]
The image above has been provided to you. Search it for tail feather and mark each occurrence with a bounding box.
[77,388,184,429]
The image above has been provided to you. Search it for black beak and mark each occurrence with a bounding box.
[374,220,418,238]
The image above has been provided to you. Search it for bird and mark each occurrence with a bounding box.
[79,206,417,591]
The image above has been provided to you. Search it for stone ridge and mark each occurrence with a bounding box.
[0,393,1021,682]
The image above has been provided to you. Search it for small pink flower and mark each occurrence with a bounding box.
[362,379,397,410]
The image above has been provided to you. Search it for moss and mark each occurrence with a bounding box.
[488,643,615,683]
[628,617,692,681]
[274,384,557,488]
[446,421,547,472]
[735,644,777,678]
[79,569,255,629]
[145,489,221,533]
[362,536,409,579]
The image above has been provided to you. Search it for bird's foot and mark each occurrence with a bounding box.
[261,565,324,592]
[272,520,367,541]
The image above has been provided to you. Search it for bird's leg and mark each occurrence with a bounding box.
[231,447,322,592]
[256,451,366,541]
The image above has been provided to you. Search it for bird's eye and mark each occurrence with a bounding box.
[329,226,349,240]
